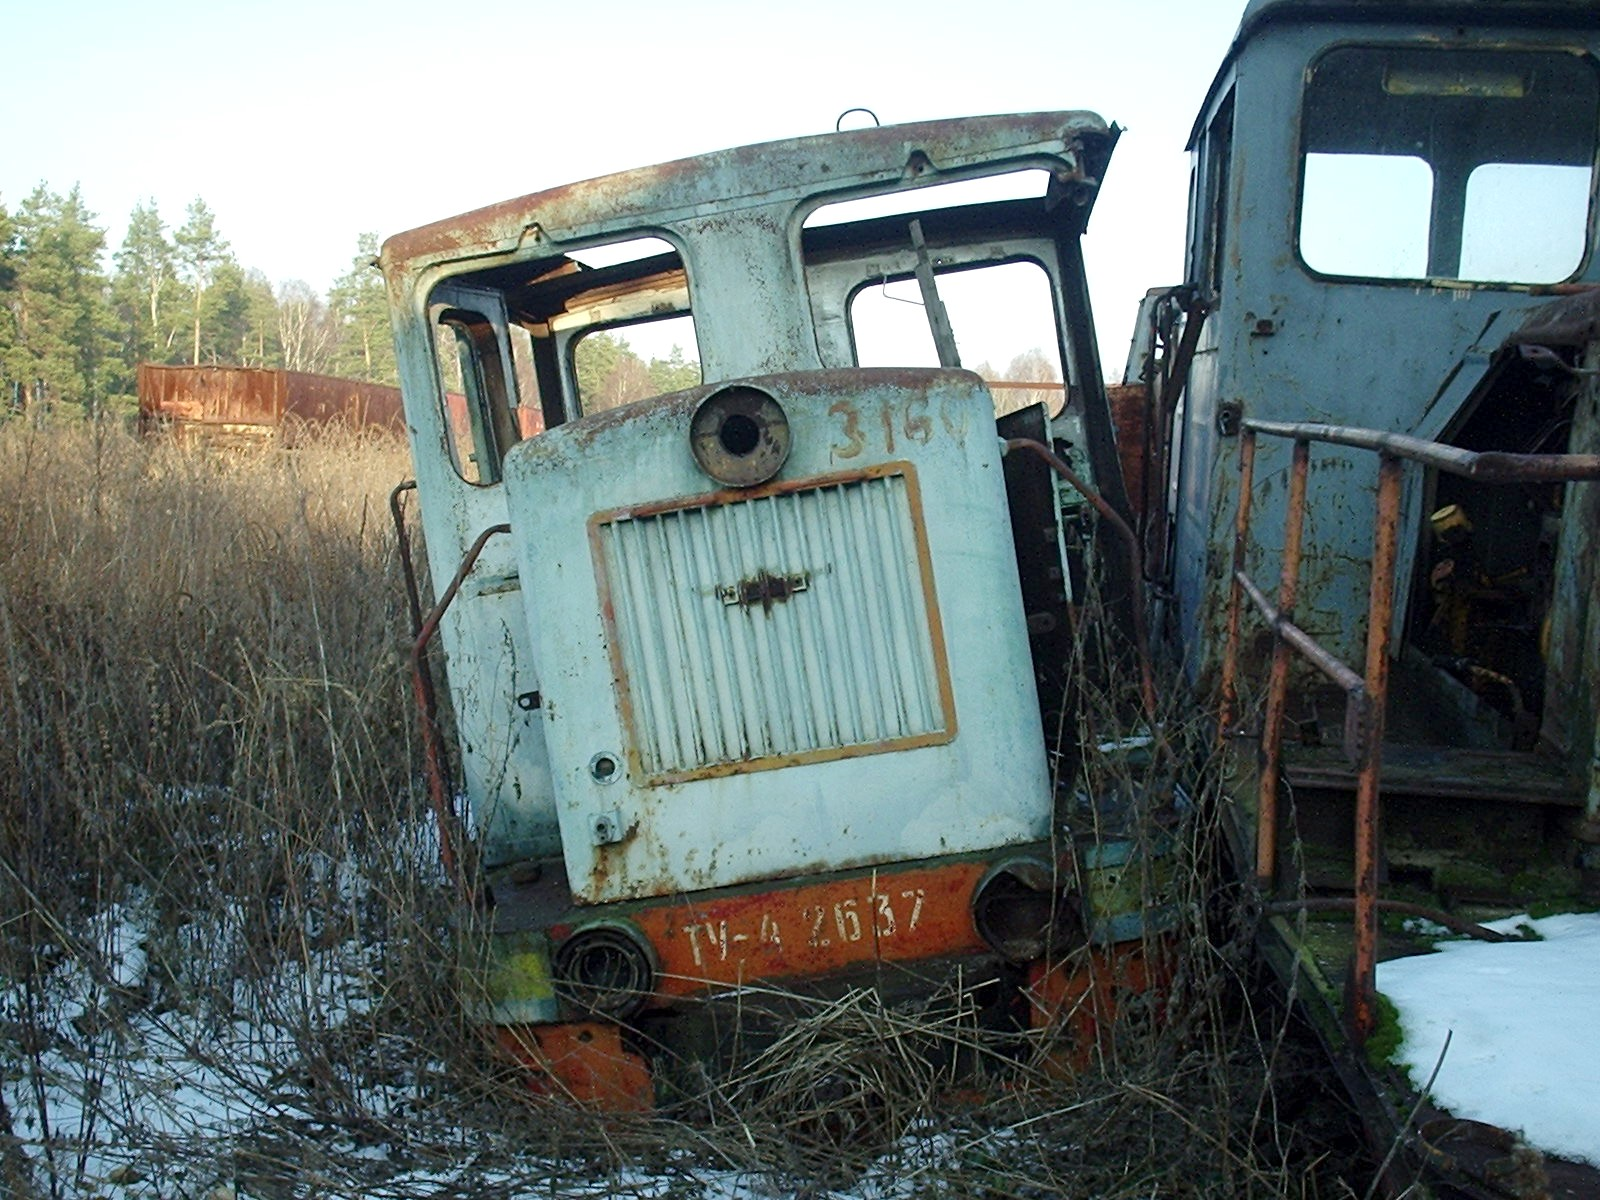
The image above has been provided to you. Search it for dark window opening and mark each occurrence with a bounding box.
[1202,90,1235,294]
[425,236,699,471]
[433,309,523,485]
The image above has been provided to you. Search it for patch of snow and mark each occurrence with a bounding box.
[91,903,150,990]
[1399,915,1452,939]
[1377,910,1600,1166]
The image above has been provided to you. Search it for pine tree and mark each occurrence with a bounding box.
[1,184,113,415]
[0,199,17,406]
[327,234,395,384]
[172,198,230,367]
[646,343,700,395]
[573,330,626,406]
[234,268,281,367]
[111,200,174,372]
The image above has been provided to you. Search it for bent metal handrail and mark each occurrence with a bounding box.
[409,522,512,906]
[1218,418,1600,1044]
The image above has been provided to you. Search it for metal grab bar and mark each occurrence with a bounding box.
[1244,418,1600,483]
[409,523,512,905]
[1210,409,1600,1046]
[1220,427,1398,1044]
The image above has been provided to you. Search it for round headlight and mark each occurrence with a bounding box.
[689,385,790,488]
[552,921,658,1019]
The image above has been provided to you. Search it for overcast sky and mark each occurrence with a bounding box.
[4,0,1243,373]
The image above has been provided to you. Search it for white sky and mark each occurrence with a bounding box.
[2,0,1243,376]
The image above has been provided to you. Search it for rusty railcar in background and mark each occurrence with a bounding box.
[137,364,409,444]
[380,114,1175,1108]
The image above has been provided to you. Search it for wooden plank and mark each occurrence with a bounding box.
[1284,742,1581,806]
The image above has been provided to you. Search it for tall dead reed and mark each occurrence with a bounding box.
[0,419,506,1198]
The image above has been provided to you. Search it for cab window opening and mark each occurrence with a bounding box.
[848,259,1071,421]
[424,235,700,466]
[569,313,701,415]
[434,308,516,486]
[1297,45,1599,285]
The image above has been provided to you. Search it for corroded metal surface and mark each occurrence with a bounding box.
[496,1022,652,1112]
[1025,943,1171,1074]
[1218,429,1258,746]
[1256,437,1310,890]
[382,113,1114,271]
[1220,414,1593,1042]
[1350,455,1402,1044]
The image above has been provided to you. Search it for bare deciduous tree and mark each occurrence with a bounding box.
[276,279,334,374]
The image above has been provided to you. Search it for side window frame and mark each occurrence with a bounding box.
[1293,42,1600,287]
[563,310,700,417]
[428,282,526,487]
[1200,89,1236,297]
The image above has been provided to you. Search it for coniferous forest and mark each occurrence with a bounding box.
[0,185,709,421]
[0,186,398,418]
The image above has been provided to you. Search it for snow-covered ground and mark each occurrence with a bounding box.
[0,896,1021,1199]
[1377,911,1600,1167]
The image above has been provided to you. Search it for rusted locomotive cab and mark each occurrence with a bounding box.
[382,113,1166,1106]
[505,370,1044,904]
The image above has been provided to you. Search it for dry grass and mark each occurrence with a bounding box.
[0,417,1370,1198]
[0,418,496,1197]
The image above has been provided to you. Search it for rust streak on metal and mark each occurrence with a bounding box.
[389,481,425,636]
[138,363,405,443]
[380,113,1112,269]
[726,569,809,611]
[1256,439,1310,892]
[1003,437,1158,720]
[1219,429,1258,746]
[389,479,456,896]
[1351,455,1403,1046]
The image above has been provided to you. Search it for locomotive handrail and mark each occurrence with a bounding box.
[409,522,512,904]
[1243,418,1600,483]
[1217,418,1600,1046]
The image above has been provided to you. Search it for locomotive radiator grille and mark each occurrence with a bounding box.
[590,464,955,783]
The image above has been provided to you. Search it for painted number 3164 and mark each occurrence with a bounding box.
[828,398,969,460]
